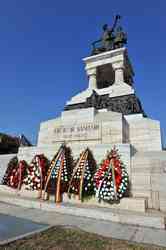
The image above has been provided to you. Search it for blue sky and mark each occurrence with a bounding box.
[0,0,165,145]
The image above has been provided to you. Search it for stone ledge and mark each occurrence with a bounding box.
[63,194,147,213]
[0,185,147,213]
[0,188,165,229]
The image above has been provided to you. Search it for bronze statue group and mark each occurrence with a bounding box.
[92,15,127,55]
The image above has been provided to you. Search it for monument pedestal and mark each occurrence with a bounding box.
[0,46,165,225]
[12,48,166,212]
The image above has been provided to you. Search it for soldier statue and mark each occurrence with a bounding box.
[101,23,114,51]
[92,15,121,53]
[114,26,127,49]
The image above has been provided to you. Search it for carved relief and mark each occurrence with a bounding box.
[65,92,146,116]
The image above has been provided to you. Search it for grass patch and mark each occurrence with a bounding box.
[0,226,165,250]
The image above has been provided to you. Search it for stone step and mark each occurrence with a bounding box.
[0,185,147,213]
[0,190,165,230]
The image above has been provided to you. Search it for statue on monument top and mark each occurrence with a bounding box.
[114,26,127,49]
[92,15,127,55]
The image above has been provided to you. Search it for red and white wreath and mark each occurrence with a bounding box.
[94,147,129,202]
[23,154,49,191]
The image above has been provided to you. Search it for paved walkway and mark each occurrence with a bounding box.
[0,202,166,247]
[0,212,49,245]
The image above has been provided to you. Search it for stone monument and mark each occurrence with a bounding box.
[0,16,166,227]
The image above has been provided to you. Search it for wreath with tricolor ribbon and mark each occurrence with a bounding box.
[43,144,73,202]
[68,148,96,200]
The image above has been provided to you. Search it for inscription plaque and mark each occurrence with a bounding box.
[52,123,101,142]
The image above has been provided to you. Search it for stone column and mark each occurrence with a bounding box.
[87,68,97,89]
[112,62,124,85]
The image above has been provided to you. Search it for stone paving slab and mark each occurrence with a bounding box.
[0,213,50,245]
[0,202,166,248]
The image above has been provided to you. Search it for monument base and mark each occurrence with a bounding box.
[18,143,131,174]
[37,108,162,152]
[1,143,165,213]
[0,186,165,229]
[0,106,165,215]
